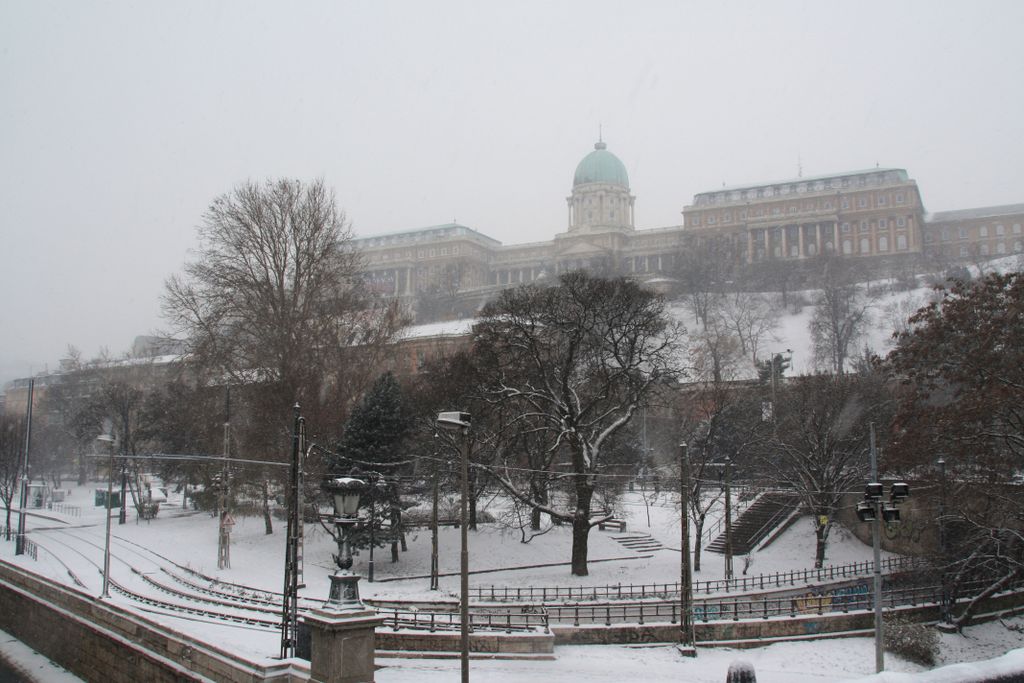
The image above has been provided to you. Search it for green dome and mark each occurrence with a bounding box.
[573,141,629,188]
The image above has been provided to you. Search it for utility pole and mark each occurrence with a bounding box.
[678,442,696,656]
[870,423,884,674]
[119,410,128,525]
[280,404,303,660]
[430,467,440,591]
[217,387,231,570]
[724,456,734,582]
[15,379,34,556]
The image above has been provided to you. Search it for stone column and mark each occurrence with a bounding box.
[798,225,806,258]
[764,229,770,258]
[747,230,754,264]
[781,225,789,259]
[305,608,385,683]
[832,222,840,251]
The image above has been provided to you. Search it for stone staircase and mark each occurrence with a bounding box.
[609,532,664,554]
[706,492,800,555]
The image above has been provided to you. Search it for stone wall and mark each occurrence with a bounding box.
[375,630,554,656]
[0,560,305,682]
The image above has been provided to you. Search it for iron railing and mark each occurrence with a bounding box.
[377,607,550,634]
[470,555,928,602]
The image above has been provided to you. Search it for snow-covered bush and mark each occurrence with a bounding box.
[883,614,939,666]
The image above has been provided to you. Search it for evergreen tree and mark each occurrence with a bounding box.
[333,372,412,562]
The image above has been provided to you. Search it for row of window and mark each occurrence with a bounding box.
[696,171,906,205]
[931,222,1024,242]
[694,195,909,226]
[840,217,909,233]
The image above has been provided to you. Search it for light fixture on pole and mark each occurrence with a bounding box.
[322,476,367,609]
[436,411,471,683]
[855,424,910,674]
[96,430,116,599]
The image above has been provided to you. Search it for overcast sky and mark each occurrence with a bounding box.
[2,1,1022,384]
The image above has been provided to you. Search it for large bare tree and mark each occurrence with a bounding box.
[471,272,683,576]
[163,178,405,450]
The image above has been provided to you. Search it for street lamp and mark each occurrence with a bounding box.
[436,411,471,683]
[854,424,910,674]
[322,476,367,609]
[96,431,116,599]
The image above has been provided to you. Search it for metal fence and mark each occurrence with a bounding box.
[0,527,38,561]
[378,607,550,634]
[50,503,81,517]
[470,555,928,602]
[541,577,1023,626]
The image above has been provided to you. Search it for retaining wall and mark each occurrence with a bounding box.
[0,560,306,683]
[375,630,554,657]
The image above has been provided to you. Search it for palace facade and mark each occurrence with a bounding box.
[354,140,1024,312]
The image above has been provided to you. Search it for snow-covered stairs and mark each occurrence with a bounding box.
[609,532,664,553]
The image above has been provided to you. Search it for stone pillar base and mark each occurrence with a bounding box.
[304,608,385,683]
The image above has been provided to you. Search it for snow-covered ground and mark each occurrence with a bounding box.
[3,483,1023,682]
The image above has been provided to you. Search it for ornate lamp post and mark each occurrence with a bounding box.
[322,476,366,609]
[304,474,383,683]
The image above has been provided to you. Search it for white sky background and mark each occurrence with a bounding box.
[1,0,1023,383]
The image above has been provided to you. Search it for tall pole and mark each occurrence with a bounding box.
[119,410,128,525]
[459,426,471,683]
[678,443,696,655]
[430,467,439,591]
[15,379,34,556]
[724,456,734,582]
[870,422,884,673]
[101,435,115,598]
[280,403,302,660]
[368,480,376,583]
[218,387,231,569]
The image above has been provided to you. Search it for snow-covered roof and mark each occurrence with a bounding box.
[926,203,1024,223]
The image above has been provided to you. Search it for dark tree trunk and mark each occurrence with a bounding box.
[262,480,273,535]
[570,482,595,576]
[391,503,400,563]
[77,452,87,486]
[693,516,706,572]
[530,479,549,530]
[814,521,829,569]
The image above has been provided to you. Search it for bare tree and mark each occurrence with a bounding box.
[718,291,778,364]
[163,178,407,461]
[673,237,736,329]
[810,256,873,374]
[764,372,891,568]
[0,415,25,539]
[680,321,763,571]
[470,272,683,575]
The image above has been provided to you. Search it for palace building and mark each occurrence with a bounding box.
[353,139,1024,316]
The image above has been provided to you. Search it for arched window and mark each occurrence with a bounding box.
[981,243,990,256]
[860,237,870,254]
[879,236,889,252]
[980,225,989,237]
[997,242,1006,255]
[897,235,908,250]
[843,240,853,255]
